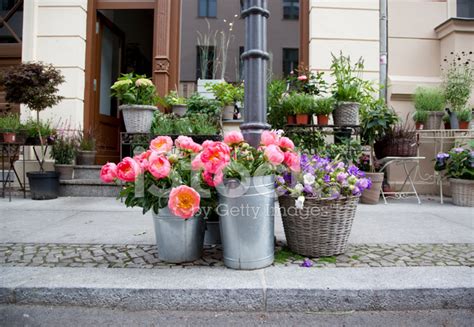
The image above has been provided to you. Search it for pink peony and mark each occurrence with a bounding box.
[283,151,300,172]
[191,153,204,170]
[224,131,244,146]
[116,157,142,182]
[100,162,117,183]
[150,136,173,154]
[200,141,231,174]
[202,169,224,187]
[298,75,308,81]
[201,140,215,149]
[175,136,202,153]
[278,137,295,151]
[168,185,201,219]
[264,144,284,165]
[134,150,152,171]
[148,152,171,179]
[261,130,279,146]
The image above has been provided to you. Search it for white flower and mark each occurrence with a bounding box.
[295,196,305,209]
[294,183,304,193]
[303,173,315,185]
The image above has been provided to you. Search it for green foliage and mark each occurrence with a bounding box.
[435,147,474,180]
[110,73,158,106]
[442,52,474,112]
[313,97,335,115]
[274,247,304,264]
[413,110,429,123]
[267,79,287,129]
[0,113,21,133]
[151,112,219,136]
[205,82,244,106]
[413,87,445,112]
[457,109,472,122]
[78,130,96,151]
[159,90,187,108]
[51,134,76,164]
[285,128,325,154]
[443,113,450,123]
[286,66,327,96]
[320,139,363,165]
[330,52,374,103]
[281,93,314,115]
[186,92,221,118]
[317,256,337,264]
[23,119,53,138]
[360,99,400,147]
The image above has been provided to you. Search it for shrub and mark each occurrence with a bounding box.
[205,82,243,106]
[413,87,445,112]
[51,134,76,165]
[442,52,474,112]
[160,90,187,108]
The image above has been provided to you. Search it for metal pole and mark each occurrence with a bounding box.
[379,0,388,102]
[240,0,271,148]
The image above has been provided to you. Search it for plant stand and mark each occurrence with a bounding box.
[1,142,26,201]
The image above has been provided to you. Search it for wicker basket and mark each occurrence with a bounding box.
[279,196,359,257]
[450,178,474,207]
[333,102,360,126]
[424,112,444,130]
[120,105,157,133]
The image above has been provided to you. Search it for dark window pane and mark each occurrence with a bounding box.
[197,45,215,79]
[283,48,299,76]
[0,0,16,11]
[0,0,23,43]
[283,0,299,20]
[457,0,474,18]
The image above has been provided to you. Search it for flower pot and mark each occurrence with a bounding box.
[76,150,96,165]
[55,164,74,180]
[360,172,383,204]
[424,112,444,130]
[279,196,359,257]
[222,105,235,120]
[333,102,360,126]
[449,111,459,129]
[27,171,60,200]
[120,104,156,133]
[459,121,470,130]
[317,115,329,125]
[415,122,424,130]
[376,137,417,158]
[2,132,16,143]
[333,128,352,144]
[172,104,187,117]
[444,122,451,130]
[296,114,310,125]
[152,207,205,263]
[204,220,221,246]
[217,175,275,270]
[286,115,296,125]
[449,178,474,207]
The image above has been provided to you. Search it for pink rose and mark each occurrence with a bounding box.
[202,169,224,187]
[278,137,295,151]
[175,136,202,153]
[100,162,117,183]
[148,152,171,179]
[298,75,308,81]
[224,131,244,146]
[116,157,142,182]
[150,136,173,154]
[168,185,201,219]
[284,151,300,172]
[261,130,279,146]
[264,144,284,165]
[200,141,231,174]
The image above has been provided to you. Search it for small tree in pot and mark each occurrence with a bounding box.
[0,62,64,200]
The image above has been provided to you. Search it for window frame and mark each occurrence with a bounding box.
[198,0,217,18]
[283,0,299,20]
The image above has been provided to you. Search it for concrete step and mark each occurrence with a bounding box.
[73,165,102,180]
[59,179,121,197]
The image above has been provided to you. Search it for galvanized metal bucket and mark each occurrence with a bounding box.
[152,207,205,263]
[217,175,275,270]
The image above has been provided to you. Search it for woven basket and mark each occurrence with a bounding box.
[279,196,359,257]
[333,102,360,126]
[382,137,417,157]
[450,178,474,207]
[120,105,157,133]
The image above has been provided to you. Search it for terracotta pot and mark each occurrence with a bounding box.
[317,115,329,125]
[444,122,451,130]
[459,121,469,130]
[286,115,296,125]
[415,122,423,130]
[360,172,384,205]
[2,132,16,143]
[296,114,310,125]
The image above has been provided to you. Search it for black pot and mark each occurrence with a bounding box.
[27,171,60,200]
[333,128,352,144]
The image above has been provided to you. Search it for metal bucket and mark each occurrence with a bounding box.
[152,207,205,263]
[217,175,275,270]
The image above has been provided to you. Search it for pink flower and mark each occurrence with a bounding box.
[100,162,117,183]
[116,157,142,182]
[148,152,171,179]
[261,130,279,146]
[298,75,308,81]
[284,151,300,172]
[278,137,295,151]
[134,150,152,171]
[202,169,224,187]
[202,140,215,149]
[200,141,231,174]
[150,136,173,154]
[224,131,244,146]
[168,185,201,219]
[175,136,202,153]
[264,144,284,165]
[191,153,204,170]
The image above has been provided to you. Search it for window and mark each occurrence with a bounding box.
[0,0,23,43]
[282,48,299,76]
[196,45,215,79]
[457,0,474,18]
[283,0,299,20]
[198,0,217,18]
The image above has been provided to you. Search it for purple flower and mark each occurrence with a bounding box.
[303,184,314,195]
[336,172,348,183]
[356,177,371,191]
[453,148,464,153]
[323,175,330,183]
[300,258,313,268]
[347,165,361,176]
[276,186,288,196]
[436,152,450,160]
[352,186,361,196]
[276,176,286,185]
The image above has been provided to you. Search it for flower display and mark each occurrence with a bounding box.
[148,153,171,179]
[224,131,244,145]
[276,154,371,207]
[175,135,202,153]
[168,185,201,219]
[435,147,474,180]
[100,162,117,183]
[116,157,141,182]
[150,136,173,154]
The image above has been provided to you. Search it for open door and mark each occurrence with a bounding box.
[93,12,124,164]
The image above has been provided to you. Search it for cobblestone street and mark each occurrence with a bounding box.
[1,242,472,269]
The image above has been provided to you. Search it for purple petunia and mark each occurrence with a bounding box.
[300,258,313,268]
[453,148,464,153]
[436,152,450,160]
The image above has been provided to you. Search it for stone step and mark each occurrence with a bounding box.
[59,179,121,197]
[73,165,102,180]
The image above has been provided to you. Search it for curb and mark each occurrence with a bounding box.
[1,266,472,312]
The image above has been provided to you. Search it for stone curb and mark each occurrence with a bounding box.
[0,266,472,312]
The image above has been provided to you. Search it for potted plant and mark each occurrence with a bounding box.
[277,154,371,257]
[76,129,96,165]
[314,97,335,125]
[51,132,76,180]
[206,82,244,120]
[1,62,64,200]
[0,113,21,143]
[457,109,472,130]
[375,119,417,159]
[267,79,288,128]
[100,135,207,263]
[23,119,54,145]
[435,146,474,207]
[413,87,445,130]
[281,93,296,124]
[111,73,158,133]
[412,110,428,130]
[282,93,313,125]
[161,90,187,117]
[443,113,451,130]
[330,52,374,126]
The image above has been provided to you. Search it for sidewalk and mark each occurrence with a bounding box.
[0,196,473,312]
